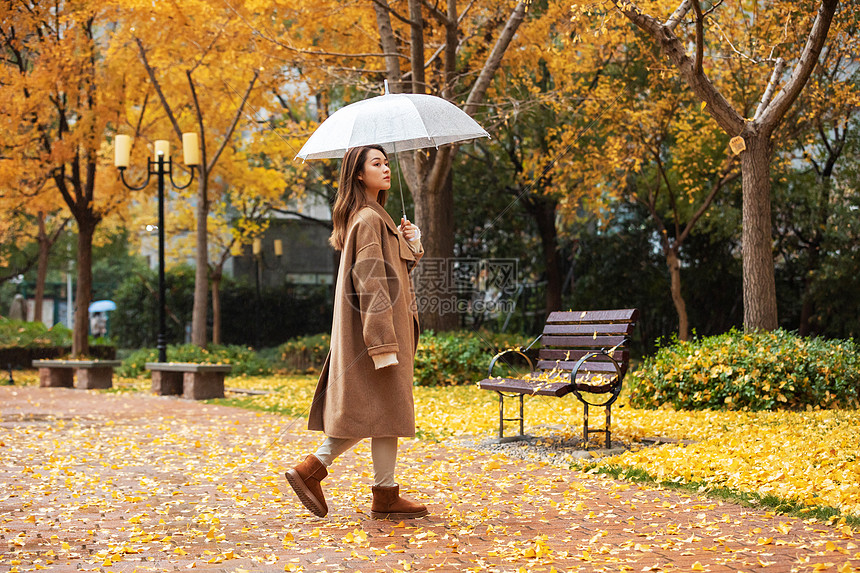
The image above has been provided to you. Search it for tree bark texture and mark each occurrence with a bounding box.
[211,268,222,346]
[666,249,690,341]
[740,134,778,331]
[413,168,457,331]
[73,216,97,357]
[34,213,49,324]
[523,196,562,316]
[191,173,210,346]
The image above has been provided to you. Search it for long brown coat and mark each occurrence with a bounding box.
[308,201,423,438]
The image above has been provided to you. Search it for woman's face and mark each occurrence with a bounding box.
[358,148,391,197]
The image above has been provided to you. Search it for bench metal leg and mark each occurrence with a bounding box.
[583,402,613,449]
[583,402,589,445]
[605,405,612,449]
[518,394,524,436]
[497,392,526,439]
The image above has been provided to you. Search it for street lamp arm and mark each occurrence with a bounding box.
[118,165,153,191]
[169,165,196,190]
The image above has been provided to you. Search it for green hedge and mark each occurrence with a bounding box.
[277,330,534,386]
[118,344,273,378]
[628,329,860,411]
[0,317,71,348]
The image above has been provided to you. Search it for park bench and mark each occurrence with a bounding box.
[477,308,639,448]
[33,359,122,390]
[146,362,232,400]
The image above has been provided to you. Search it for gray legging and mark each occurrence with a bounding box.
[313,436,397,487]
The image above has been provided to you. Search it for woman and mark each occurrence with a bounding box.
[285,145,427,520]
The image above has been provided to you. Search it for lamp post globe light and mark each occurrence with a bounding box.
[114,133,200,363]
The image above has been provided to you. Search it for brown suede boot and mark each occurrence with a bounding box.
[371,485,428,520]
[285,454,328,517]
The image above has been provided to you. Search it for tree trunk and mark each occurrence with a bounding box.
[666,249,690,341]
[33,213,49,325]
[191,174,209,345]
[73,216,97,357]
[740,134,779,331]
[413,166,457,331]
[211,267,222,345]
[533,196,562,316]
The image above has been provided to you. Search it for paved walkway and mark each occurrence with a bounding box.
[1,386,857,572]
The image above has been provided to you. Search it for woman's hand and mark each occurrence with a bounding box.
[399,217,421,242]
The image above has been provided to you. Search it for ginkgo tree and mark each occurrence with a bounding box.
[568,0,844,331]
[113,0,293,346]
[0,0,142,354]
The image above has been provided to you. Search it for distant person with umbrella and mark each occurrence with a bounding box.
[285,144,428,520]
[88,300,116,339]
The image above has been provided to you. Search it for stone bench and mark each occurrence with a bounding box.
[145,362,232,400]
[32,360,122,390]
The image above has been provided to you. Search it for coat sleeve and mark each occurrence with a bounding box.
[351,218,400,358]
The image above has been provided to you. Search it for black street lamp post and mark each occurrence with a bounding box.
[115,136,199,362]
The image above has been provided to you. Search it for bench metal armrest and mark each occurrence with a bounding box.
[569,346,624,407]
[487,333,541,378]
[487,349,535,379]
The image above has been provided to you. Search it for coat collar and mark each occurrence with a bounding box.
[364,200,400,235]
[362,201,417,263]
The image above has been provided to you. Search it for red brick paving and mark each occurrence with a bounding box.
[1,386,858,572]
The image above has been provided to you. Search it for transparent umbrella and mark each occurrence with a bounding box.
[296,81,490,216]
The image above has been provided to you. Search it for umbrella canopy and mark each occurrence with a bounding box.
[88,300,117,313]
[296,84,490,160]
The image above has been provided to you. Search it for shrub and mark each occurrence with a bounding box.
[276,333,331,373]
[0,317,71,348]
[414,330,533,386]
[628,329,860,411]
[118,344,273,378]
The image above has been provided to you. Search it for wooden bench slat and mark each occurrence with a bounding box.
[478,372,620,397]
[541,323,635,336]
[478,378,571,397]
[546,309,639,324]
[541,334,628,348]
[538,349,630,363]
[536,360,625,374]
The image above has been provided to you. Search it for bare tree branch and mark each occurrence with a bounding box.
[677,156,739,245]
[691,0,704,75]
[369,0,415,25]
[754,57,786,121]
[206,70,259,172]
[463,2,526,116]
[135,37,183,140]
[665,0,692,32]
[758,0,839,133]
[610,0,745,135]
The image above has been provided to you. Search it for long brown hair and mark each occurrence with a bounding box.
[329,145,389,250]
